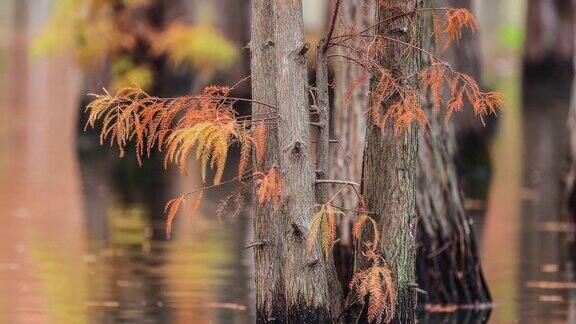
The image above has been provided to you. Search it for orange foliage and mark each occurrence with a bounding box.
[444,8,478,49]
[165,191,203,238]
[254,122,267,169]
[419,63,505,125]
[256,168,284,207]
[307,204,343,258]
[217,189,246,222]
[348,262,397,323]
[352,213,380,253]
[85,86,261,185]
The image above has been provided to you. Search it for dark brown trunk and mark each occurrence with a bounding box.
[442,0,493,202]
[250,1,287,322]
[415,1,492,307]
[271,0,332,321]
[523,0,574,92]
[358,1,422,322]
[564,17,576,225]
[416,106,492,306]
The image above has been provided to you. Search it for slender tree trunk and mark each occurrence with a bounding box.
[524,0,574,92]
[415,1,491,307]
[250,1,287,322]
[359,1,422,322]
[271,0,332,321]
[330,0,373,288]
[315,42,344,317]
[564,18,576,224]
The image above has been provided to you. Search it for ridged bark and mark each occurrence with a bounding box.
[329,0,373,288]
[271,0,332,322]
[416,108,492,306]
[359,1,422,322]
[250,1,286,322]
[315,43,344,317]
[415,1,491,307]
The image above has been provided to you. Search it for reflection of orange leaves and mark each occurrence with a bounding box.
[423,304,459,313]
[256,168,284,207]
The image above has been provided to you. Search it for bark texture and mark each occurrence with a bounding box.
[250,1,287,322]
[330,2,372,285]
[415,1,491,307]
[416,108,492,306]
[271,0,332,321]
[315,42,344,317]
[359,1,422,322]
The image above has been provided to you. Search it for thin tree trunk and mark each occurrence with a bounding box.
[330,0,372,289]
[359,1,422,322]
[564,18,576,224]
[315,42,344,317]
[524,0,574,91]
[271,0,332,321]
[250,1,287,322]
[415,0,491,307]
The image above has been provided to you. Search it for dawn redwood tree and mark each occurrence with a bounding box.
[415,0,491,307]
[249,0,286,321]
[524,0,574,86]
[356,0,423,321]
[329,0,373,286]
[83,1,502,322]
[270,0,334,321]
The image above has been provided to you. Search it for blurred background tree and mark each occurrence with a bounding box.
[33,0,238,93]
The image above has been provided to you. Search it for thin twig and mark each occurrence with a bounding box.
[315,179,361,187]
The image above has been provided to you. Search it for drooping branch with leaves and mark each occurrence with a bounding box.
[84,1,502,322]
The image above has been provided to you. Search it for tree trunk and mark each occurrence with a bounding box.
[416,106,492,306]
[271,0,332,321]
[250,1,287,322]
[329,0,373,289]
[442,0,494,202]
[359,1,422,322]
[415,1,492,307]
[564,15,576,225]
[524,0,574,93]
[315,42,344,317]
